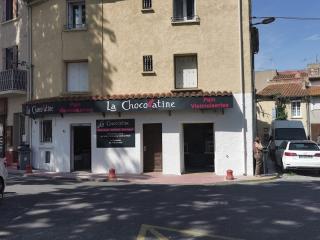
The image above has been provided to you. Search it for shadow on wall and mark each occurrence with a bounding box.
[33,0,127,98]
[256,102,273,144]
[87,0,127,96]
[96,148,139,174]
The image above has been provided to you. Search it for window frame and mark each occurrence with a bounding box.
[142,0,152,10]
[66,60,89,93]
[174,54,198,89]
[40,120,52,143]
[66,0,86,30]
[2,0,18,22]
[143,55,153,72]
[291,100,301,118]
[2,45,18,70]
[172,0,198,23]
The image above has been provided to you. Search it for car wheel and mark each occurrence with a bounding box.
[280,160,287,174]
[0,177,4,197]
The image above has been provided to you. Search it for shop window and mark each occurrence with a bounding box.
[172,0,198,22]
[143,55,153,72]
[67,1,86,29]
[2,0,18,22]
[142,0,152,9]
[175,55,198,89]
[67,61,89,92]
[291,100,301,118]
[40,120,52,143]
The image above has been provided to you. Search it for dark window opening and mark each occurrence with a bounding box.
[142,0,152,9]
[143,55,153,72]
[184,123,214,172]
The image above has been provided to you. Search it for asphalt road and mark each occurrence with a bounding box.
[0,174,320,240]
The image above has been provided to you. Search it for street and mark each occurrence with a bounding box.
[1,174,320,240]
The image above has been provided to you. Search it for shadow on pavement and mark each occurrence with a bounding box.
[0,176,320,240]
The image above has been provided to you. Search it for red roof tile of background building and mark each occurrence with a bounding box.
[308,86,320,96]
[257,83,308,98]
[271,70,308,82]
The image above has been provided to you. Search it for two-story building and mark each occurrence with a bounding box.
[0,0,29,165]
[23,0,254,176]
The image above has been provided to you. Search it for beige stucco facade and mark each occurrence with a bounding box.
[31,0,253,99]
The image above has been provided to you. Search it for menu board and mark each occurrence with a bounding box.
[96,119,135,148]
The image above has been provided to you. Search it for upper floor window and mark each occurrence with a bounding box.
[291,100,301,118]
[143,55,153,72]
[2,0,18,22]
[40,120,52,143]
[142,0,152,10]
[2,46,18,70]
[67,61,89,92]
[172,0,197,22]
[67,1,86,29]
[175,55,198,89]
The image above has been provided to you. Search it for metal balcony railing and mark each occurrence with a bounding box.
[0,69,27,93]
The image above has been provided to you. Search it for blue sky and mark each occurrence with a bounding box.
[252,0,320,71]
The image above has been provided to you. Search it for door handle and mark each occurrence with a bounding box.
[144,146,147,151]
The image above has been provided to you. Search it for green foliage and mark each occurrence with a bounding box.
[275,99,288,120]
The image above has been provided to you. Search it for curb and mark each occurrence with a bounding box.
[8,170,280,186]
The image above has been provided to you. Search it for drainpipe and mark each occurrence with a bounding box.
[26,0,33,152]
[238,0,248,175]
[101,0,104,96]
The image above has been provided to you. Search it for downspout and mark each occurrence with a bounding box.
[101,0,104,96]
[26,0,33,165]
[238,0,248,175]
[307,96,311,138]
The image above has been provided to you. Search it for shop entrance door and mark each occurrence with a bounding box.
[183,123,214,172]
[143,124,162,172]
[71,125,91,172]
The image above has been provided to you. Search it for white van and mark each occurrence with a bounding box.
[269,120,307,148]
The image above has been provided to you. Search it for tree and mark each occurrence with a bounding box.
[275,99,287,120]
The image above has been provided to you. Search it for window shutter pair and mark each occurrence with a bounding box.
[2,0,6,21]
[12,45,18,69]
[1,48,6,71]
[2,0,18,21]
[13,0,18,18]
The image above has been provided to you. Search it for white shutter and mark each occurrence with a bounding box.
[182,56,197,88]
[67,62,88,92]
[175,56,197,89]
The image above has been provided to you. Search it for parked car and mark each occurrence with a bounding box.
[0,158,8,197]
[275,140,320,171]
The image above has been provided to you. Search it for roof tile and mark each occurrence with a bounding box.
[27,91,233,104]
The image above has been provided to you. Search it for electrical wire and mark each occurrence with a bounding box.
[252,16,320,21]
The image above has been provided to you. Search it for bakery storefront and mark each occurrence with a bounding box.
[23,92,248,176]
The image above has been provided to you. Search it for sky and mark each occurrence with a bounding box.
[252,0,320,71]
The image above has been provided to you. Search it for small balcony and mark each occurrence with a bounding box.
[0,69,27,96]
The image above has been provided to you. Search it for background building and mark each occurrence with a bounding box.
[0,0,28,165]
[24,0,254,176]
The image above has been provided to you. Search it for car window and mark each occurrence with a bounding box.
[289,143,319,151]
[275,128,307,140]
[279,141,288,149]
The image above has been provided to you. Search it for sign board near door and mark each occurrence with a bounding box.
[96,119,135,148]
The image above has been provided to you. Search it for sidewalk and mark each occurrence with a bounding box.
[7,163,279,185]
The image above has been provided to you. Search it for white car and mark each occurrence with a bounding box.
[0,158,7,197]
[275,140,320,171]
